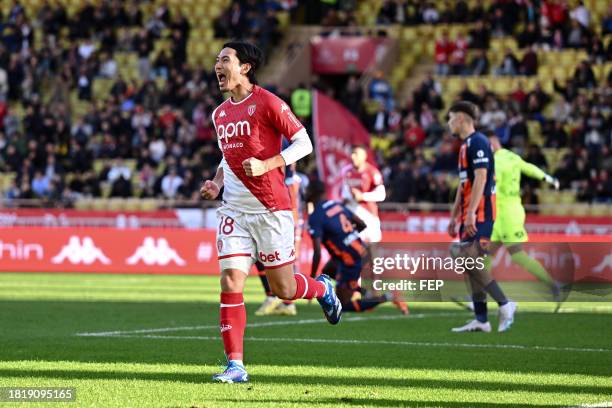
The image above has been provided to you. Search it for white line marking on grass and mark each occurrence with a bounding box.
[75,312,460,337]
[565,403,612,408]
[107,334,612,354]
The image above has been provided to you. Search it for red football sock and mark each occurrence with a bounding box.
[292,273,326,300]
[220,292,246,361]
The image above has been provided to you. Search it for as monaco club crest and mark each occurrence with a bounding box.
[248,104,256,116]
[217,239,223,252]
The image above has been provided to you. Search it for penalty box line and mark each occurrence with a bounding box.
[75,312,461,337]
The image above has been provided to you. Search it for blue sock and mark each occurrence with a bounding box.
[472,292,488,322]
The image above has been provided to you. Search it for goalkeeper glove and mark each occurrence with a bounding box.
[544,174,560,190]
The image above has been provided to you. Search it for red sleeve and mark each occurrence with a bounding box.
[265,92,304,139]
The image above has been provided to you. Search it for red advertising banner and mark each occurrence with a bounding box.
[380,213,612,235]
[311,37,390,74]
[0,228,609,283]
[313,91,374,199]
[1,207,609,235]
[0,227,217,275]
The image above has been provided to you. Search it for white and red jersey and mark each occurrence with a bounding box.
[341,162,383,217]
[212,86,304,213]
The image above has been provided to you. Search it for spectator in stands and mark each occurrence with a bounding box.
[31,170,51,198]
[545,120,568,147]
[434,30,454,76]
[340,76,363,116]
[161,166,182,199]
[468,49,490,76]
[377,0,399,25]
[291,83,312,120]
[107,159,132,184]
[368,70,394,112]
[495,48,520,76]
[587,34,607,63]
[468,19,490,50]
[421,2,439,24]
[602,5,612,35]
[567,19,588,49]
[402,112,425,148]
[450,32,468,75]
[519,45,539,76]
[550,96,571,123]
[542,0,569,31]
[517,22,540,49]
[369,102,388,134]
[573,60,596,89]
[489,7,510,37]
[569,0,590,28]
[458,81,479,105]
[453,0,469,23]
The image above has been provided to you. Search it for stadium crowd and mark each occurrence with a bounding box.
[0,0,610,208]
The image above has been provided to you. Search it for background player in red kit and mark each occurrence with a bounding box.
[200,41,341,383]
[341,145,386,243]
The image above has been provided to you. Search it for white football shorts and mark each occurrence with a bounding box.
[216,205,296,274]
[351,204,382,243]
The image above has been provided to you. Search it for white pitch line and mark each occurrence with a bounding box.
[108,334,612,354]
[75,312,460,337]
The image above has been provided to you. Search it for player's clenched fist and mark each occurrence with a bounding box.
[242,157,267,177]
[200,180,220,200]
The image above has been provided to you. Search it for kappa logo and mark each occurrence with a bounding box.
[248,104,256,116]
[52,236,111,265]
[219,110,226,118]
[592,254,612,273]
[280,103,289,113]
[126,237,186,266]
[220,324,232,333]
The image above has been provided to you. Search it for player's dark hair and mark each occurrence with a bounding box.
[305,179,326,203]
[449,101,478,121]
[222,40,263,85]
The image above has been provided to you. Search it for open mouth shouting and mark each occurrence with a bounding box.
[216,72,227,89]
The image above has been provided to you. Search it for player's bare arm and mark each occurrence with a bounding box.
[465,168,487,237]
[200,163,224,200]
[242,155,285,177]
[448,183,462,238]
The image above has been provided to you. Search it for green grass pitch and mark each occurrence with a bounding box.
[0,272,611,408]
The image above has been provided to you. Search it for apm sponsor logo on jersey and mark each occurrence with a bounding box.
[217,120,251,143]
[52,236,111,265]
[126,237,186,266]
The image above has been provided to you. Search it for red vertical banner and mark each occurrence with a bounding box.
[312,91,373,199]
